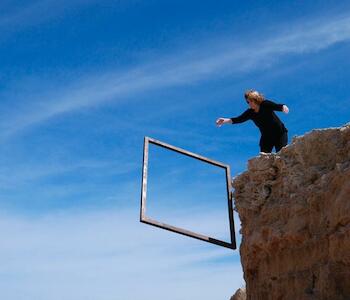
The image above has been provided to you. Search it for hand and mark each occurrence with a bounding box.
[216,117,230,127]
[282,105,289,114]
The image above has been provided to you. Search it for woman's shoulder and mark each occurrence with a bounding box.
[262,99,275,104]
[261,99,278,108]
[261,99,284,111]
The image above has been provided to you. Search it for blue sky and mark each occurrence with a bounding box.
[1,1,350,299]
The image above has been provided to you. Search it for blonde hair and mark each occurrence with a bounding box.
[244,89,265,105]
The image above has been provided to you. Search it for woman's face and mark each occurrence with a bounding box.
[247,98,259,111]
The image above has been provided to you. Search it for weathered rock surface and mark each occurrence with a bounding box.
[232,123,350,300]
[230,287,247,300]
[230,288,247,300]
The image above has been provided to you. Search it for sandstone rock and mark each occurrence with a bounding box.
[230,287,246,300]
[233,123,350,300]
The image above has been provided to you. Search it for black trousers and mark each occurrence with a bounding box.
[259,131,288,153]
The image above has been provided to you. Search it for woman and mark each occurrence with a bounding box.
[216,90,289,153]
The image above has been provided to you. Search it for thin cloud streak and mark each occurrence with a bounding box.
[1,14,350,138]
[0,0,97,32]
[0,159,138,189]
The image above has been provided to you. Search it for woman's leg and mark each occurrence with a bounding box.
[275,131,288,152]
[260,136,274,153]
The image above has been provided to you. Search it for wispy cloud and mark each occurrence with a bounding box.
[0,158,138,190]
[0,209,243,300]
[0,0,97,33]
[1,13,350,138]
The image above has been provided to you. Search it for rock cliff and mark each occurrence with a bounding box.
[232,123,350,300]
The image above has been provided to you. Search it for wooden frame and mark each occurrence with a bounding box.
[140,137,236,250]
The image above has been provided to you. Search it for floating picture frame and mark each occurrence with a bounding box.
[140,137,236,250]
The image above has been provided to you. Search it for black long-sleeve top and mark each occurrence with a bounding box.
[230,100,287,138]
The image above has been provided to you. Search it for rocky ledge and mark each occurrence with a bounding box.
[232,123,350,300]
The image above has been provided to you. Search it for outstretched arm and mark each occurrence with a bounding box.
[216,109,251,127]
[263,100,289,114]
